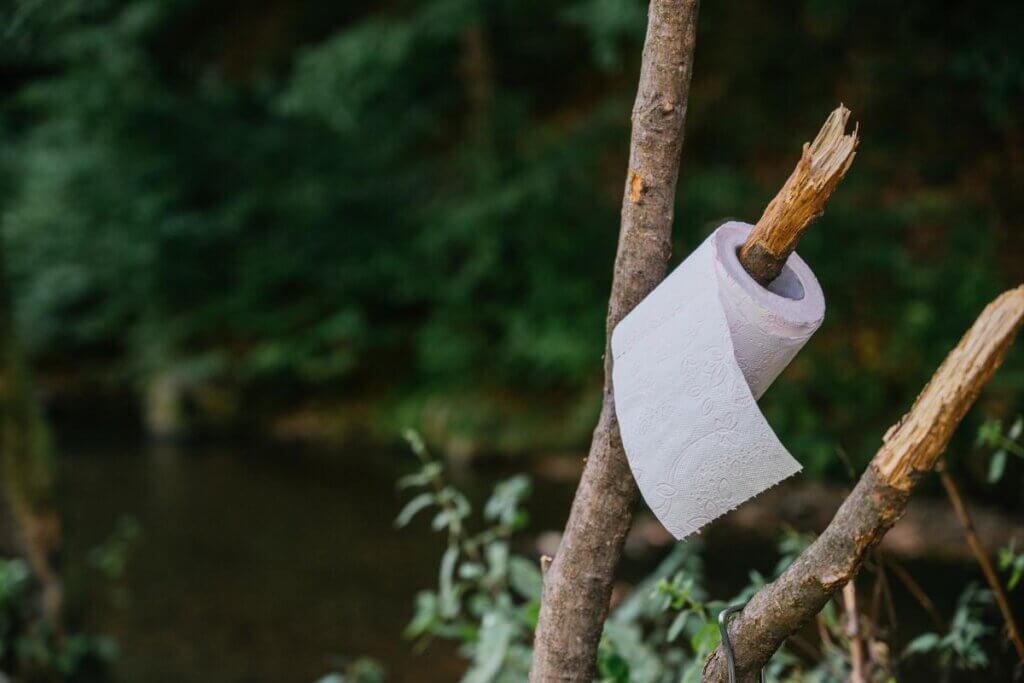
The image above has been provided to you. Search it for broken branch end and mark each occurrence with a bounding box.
[739,105,859,286]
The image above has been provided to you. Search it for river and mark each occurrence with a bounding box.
[55,435,1013,683]
[59,438,535,682]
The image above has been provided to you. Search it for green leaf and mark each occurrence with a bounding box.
[1010,566,1023,591]
[395,492,435,528]
[905,632,941,654]
[397,462,443,489]
[432,509,453,531]
[999,544,1014,569]
[999,542,1024,590]
[439,546,460,618]
[485,541,509,586]
[976,418,1003,448]
[1008,416,1023,440]
[484,475,532,526]
[597,650,630,682]
[508,556,542,601]
[405,591,439,639]
[459,562,485,580]
[667,609,690,643]
[403,428,428,458]
[461,612,514,683]
[690,620,721,655]
[987,450,1008,483]
[600,621,661,682]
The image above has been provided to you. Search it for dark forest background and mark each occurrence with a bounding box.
[2,0,1023,488]
[2,1,1024,681]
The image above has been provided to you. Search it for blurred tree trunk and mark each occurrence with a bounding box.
[461,0,497,183]
[0,236,62,628]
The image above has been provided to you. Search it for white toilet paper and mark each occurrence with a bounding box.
[611,221,824,539]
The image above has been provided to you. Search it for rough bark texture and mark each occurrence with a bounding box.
[703,286,1024,683]
[739,106,858,286]
[703,468,908,683]
[529,1,700,679]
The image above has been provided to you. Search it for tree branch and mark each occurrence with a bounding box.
[842,582,867,683]
[938,459,1024,661]
[529,1,700,679]
[739,106,858,286]
[703,285,1024,683]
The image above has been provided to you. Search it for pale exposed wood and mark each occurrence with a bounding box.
[938,459,1024,662]
[703,286,1024,683]
[739,106,859,286]
[528,1,700,680]
[842,582,867,683]
[876,286,1024,488]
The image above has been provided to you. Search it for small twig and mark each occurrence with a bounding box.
[874,553,900,634]
[816,611,847,681]
[884,554,945,631]
[843,582,868,683]
[872,555,901,680]
[937,458,1024,662]
[739,105,859,286]
[869,553,884,627]
[817,610,838,654]
[786,634,822,661]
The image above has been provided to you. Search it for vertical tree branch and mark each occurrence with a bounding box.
[842,582,867,683]
[529,1,700,679]
[937,459,1024,661]
[703,286,1024,683]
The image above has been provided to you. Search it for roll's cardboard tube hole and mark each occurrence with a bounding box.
[733,247,806,301]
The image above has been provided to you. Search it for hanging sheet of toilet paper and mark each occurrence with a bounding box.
[611,221,825,540]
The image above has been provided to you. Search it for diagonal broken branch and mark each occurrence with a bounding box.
[703,285,1024,683]
[739,106,859,286]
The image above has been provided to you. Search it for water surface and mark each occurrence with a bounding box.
[60,438,479,683]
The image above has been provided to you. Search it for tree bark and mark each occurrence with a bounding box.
[703,285,1024,683]
[529,1,700,679]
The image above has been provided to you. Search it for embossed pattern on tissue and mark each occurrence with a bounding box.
[611,226,818,540]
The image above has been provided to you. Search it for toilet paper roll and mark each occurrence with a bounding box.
[611,221,825,539]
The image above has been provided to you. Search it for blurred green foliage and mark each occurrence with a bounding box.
[999,540,1024,591]
[0,557,117,679]
[395,438,1017,682]
[1,0,1022,478]
[904,583,995,674]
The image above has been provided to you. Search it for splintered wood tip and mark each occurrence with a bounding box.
[806,104,859,192]
[739,105,859,286]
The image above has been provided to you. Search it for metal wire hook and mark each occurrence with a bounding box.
[718,604,766,683]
